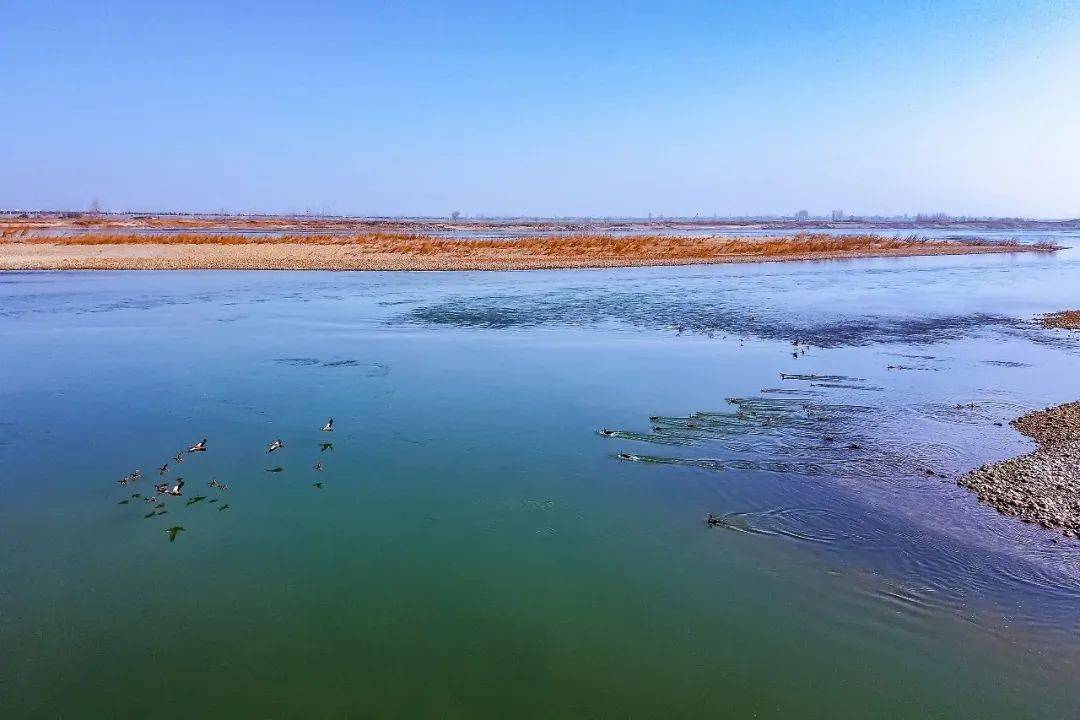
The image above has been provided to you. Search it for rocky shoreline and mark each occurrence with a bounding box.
[959,402,1080,537]
[1040,310,1080,331]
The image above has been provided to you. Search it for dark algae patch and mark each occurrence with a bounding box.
[405,290,1026,347]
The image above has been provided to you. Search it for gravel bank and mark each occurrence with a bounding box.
[959,402,1080,537]
[1040,310,1080,331]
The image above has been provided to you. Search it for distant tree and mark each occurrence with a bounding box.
[450,211,461,221]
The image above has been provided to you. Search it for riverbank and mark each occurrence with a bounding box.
[959,402,1080,537]
[0,233,1051,271]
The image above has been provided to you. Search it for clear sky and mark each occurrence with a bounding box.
[2,1,1078,217]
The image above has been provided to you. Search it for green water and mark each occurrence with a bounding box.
[2,253,1080,717]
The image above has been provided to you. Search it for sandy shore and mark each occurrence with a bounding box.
[959,402,1080,537]
[0,236,1048,271]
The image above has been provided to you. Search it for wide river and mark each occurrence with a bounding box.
[2,239,1080,717]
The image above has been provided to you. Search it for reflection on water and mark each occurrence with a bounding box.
[2,246,1080,718]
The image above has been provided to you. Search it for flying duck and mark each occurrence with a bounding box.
[159,463,169,476]
[166,479,185,496]
[267,438,284,453]
[321,418,333,432]
[188,438,207,453]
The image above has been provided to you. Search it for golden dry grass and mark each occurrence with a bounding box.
[16,231,1021,258]
[1,231,1049,271]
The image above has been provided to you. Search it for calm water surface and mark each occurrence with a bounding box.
[2,243,1080,718]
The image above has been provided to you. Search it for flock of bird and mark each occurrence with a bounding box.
[115,417,335,542]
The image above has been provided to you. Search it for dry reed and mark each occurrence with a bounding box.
[14,231,1028,261]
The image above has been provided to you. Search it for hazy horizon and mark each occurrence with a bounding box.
[5,208,1080,222]
[3,1,1079,218]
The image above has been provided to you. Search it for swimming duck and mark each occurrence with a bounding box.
[267,438,284,453]
[321,418,333,432]
[706,513,722,527]
[120,470,139,486]
[598,429,616,437]
[188,438,207,453]
[617,453,639,461]
[166,479,185,496]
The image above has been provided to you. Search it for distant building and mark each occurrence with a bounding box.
[795,209,809,220]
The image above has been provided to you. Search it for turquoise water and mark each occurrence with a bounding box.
[3,245,1080,718]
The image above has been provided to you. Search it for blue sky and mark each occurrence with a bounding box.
[2,1,1078,217]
